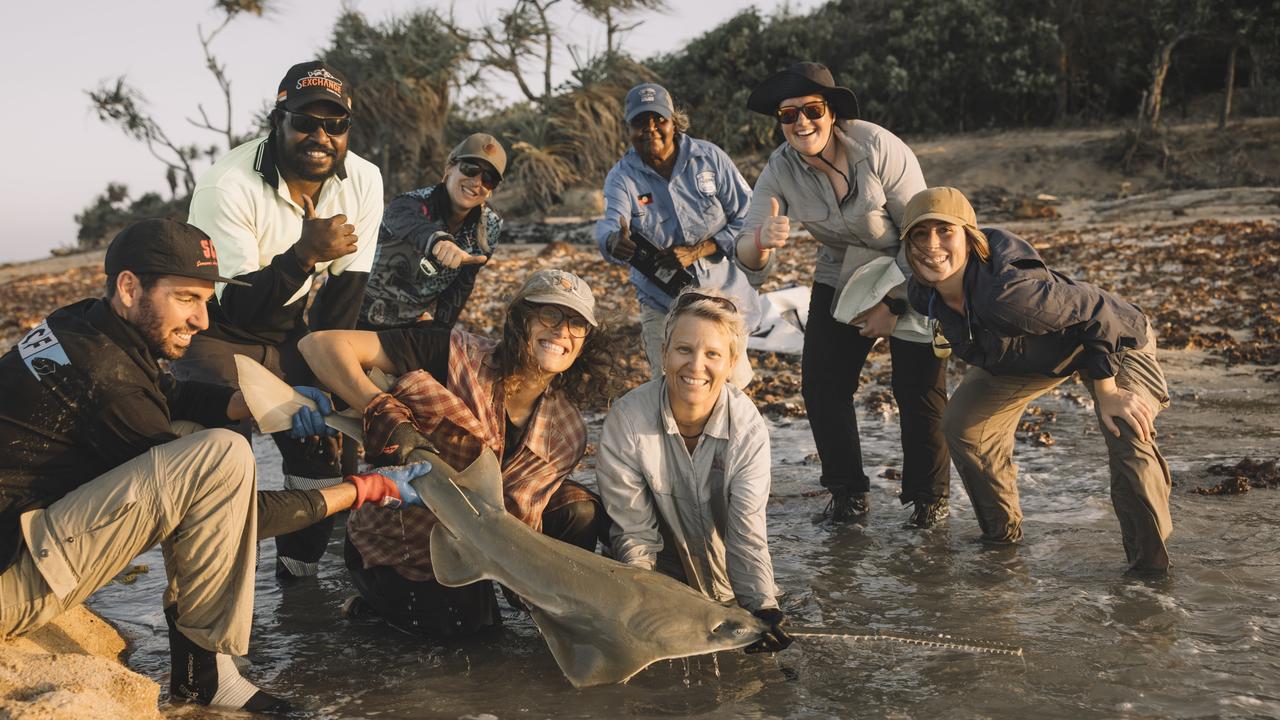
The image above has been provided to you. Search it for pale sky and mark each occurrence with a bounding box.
[3,0,820,264]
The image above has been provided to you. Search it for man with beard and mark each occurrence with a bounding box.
[175,61,385,579]
[0,219,413,713]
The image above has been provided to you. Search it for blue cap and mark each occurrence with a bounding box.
[624,83,674,123]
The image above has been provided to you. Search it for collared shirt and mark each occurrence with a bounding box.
[594,134,765,331]
[359,184,503,328]
[187,133,384,345]
[595,378,778,612]
[347,328,592,581]
[736,121,928,336]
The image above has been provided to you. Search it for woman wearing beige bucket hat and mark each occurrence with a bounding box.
[300,268,619,637]
[359,133,508,330]
[902,187,1173,575]
[734,62,950,529]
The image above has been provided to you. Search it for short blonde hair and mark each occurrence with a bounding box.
[661,288,745,360]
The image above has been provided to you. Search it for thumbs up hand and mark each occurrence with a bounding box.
[758,196,790,251]
[296,194,358,271]
[607,216,637,262]
[431,238,488,269]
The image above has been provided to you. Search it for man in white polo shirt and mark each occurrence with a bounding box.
[175,60,385,579]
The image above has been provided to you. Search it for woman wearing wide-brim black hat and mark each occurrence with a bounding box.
[734,61,951,530]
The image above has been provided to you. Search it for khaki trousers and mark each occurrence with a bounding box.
[943,336,1172,571]
[0,429,259,655]
[640,305,754,389]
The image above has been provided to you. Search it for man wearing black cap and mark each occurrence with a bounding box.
[177,60,385,578]
[0,219,409,713]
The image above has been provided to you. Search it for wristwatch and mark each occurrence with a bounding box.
[882,297,907,316]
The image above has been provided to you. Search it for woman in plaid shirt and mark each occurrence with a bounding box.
[300,269,615,638]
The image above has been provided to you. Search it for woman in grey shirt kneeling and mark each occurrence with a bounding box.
[596,288,791,654]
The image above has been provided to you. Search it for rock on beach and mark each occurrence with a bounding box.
[0,606,161,720]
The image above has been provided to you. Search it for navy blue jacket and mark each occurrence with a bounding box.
[907,228,1148,380]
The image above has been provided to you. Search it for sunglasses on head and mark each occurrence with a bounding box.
[458,160,501,190]
[775,100,828,125]
[527,302,591,338]
[675,291,738,315]
[285,111,352,136]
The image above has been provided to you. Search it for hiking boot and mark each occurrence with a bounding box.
[814,487,870,524]
[340,594,374,620]
[165,605,293,714]
[908,497,949,529]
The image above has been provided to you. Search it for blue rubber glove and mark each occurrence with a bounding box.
[289,386,337,439]
[368,462,433,509]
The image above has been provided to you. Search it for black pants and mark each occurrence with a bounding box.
[171,334,344,568]
[345,497,605,640]
[801,282,950,503]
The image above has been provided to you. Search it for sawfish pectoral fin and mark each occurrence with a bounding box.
[429,523,489,587]
[527,606,653,689]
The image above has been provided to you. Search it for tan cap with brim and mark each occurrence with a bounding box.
[899,187,979,240]
[449,133,508,179]
[513,269,598,327]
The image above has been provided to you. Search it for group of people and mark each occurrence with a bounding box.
[0,58,1174,714]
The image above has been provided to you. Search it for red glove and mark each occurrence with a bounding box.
[344,472,402,510]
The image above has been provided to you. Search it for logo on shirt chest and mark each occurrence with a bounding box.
[696,171,716,196]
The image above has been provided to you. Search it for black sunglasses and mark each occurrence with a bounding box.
[286,111,352,136]
[775,100,828,125]
[675,291,738,314]
[458,160,501,190]
[527,302,591,338]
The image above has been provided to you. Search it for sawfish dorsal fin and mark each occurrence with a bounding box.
[453,447,504,510]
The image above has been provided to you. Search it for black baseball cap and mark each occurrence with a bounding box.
[104,219,249,286]
[276,61,353,113]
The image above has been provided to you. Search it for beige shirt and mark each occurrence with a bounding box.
[596,378,778,612]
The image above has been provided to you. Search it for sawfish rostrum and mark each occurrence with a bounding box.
[410,448,770,688]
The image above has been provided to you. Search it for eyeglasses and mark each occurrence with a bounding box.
[286,111,352,136]
[675,291,738,315]
[458,160,501,190]
[528,303,591,338]
[775,101,828,125]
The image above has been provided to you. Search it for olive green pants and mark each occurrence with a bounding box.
[0,429,259,655]
[943,337,1172,572]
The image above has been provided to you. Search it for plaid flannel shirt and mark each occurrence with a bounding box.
[347,329,592,581]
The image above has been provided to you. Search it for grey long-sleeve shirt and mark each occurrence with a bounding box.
[736,120,930,338]
[595,379,779,612]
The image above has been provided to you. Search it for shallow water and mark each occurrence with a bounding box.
[89,378,1280,719]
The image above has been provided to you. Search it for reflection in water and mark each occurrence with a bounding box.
[87,391,1280,719]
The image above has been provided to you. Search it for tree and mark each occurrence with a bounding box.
[577,0,669,62]
[322,9,467,196]
[86,1,269,195]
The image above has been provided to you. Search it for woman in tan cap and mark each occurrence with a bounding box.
[902,187,1172,576]
[734,62,950,529]
[300,268,617,637]
[359,133,508,329]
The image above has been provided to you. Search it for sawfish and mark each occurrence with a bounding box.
[234,355,769,687]
[411,446,770,687]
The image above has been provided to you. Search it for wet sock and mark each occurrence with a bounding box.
[165,605,292,713]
